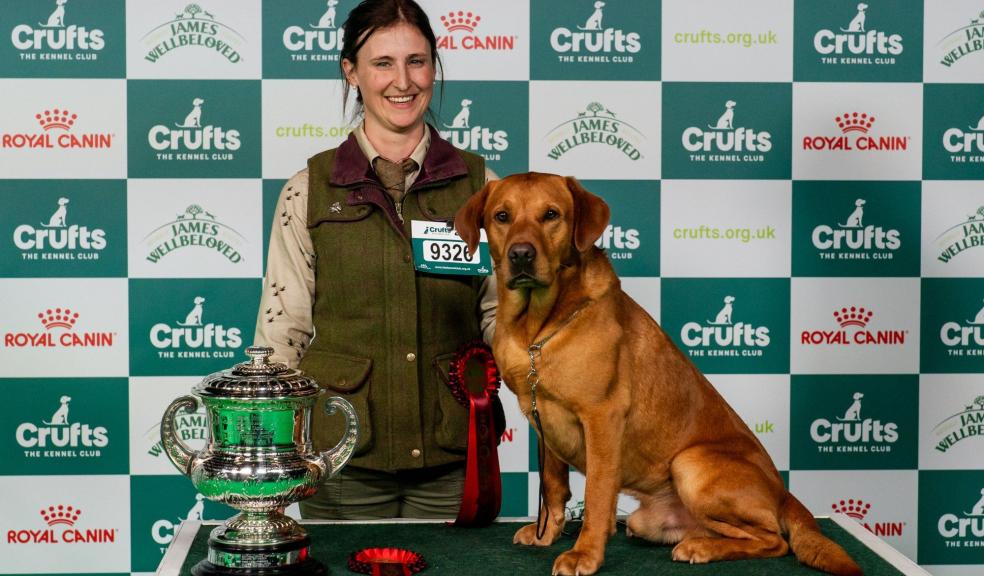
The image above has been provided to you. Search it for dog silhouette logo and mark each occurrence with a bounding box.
[578,1,606,31]
[837,392,864,422]
[40,0,68,28]
[841,3,868,33]
[178,296,206,327]
[184,494,206,521]
[43,395,72,425]
[707,296,735,325]
[969,114,984,132]
[445,99,473,129]
[42,197,70,228]
[312,0,340,29]
[709,100,737,130]
[967,489,984,517]
[839,198,866,228]
[175,98,205,129]
[967,299,984,325]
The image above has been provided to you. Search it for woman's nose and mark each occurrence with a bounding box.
[393,63,410,90]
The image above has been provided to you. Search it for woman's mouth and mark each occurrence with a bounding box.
[387,95,415,104]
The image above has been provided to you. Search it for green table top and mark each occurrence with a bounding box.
[166,517,921,576]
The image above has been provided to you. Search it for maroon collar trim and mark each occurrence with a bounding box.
[329,125,469,188]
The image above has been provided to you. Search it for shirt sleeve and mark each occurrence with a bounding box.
[254,170,316,368]
[478,165,499,344]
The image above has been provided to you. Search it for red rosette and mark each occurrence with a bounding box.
[446,341,499,406]
[347,547,427,575]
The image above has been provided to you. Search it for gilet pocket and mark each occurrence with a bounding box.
[300,349,373,455]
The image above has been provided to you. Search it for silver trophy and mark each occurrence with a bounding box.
[161,346,359,575]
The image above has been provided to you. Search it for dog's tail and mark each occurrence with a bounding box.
[780,492,863,576]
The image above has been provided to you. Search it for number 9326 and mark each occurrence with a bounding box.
[423,240,478,263]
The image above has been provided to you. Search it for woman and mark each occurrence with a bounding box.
[254,0,497,520]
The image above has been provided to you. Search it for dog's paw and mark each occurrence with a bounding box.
[671,539,712,564]
[513,522,560,547]
[552,550,602,576]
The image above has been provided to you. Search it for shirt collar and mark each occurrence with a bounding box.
[354,124,429,187]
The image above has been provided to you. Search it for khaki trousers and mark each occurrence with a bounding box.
[299,462,465,520]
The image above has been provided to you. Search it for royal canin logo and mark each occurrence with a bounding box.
[832,498,905,538]
[6,504,117,544]
[801,306,906,346]
[436,10,516,51]
[1,109,114,149]
[802,112,909,152]
[2,308,115,349]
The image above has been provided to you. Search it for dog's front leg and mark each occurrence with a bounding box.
[514,443,570,546]
[553,411,623,576]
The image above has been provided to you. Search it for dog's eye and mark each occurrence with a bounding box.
[544,209,559,221]
[494,211,509,223]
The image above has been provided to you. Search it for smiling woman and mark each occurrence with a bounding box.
[254,0,500,522]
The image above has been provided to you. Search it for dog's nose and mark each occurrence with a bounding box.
[508,243,536,266]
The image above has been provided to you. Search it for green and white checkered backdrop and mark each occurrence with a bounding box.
[1,0,983,573]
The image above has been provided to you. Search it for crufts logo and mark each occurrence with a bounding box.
[811,198,901,259]
[10,0,105,57]
[682,100,772,163]
[801,305,906,345]
[13,196,107,260]
[149,296,242,357]
[938,10,984,68]
[938,300,984,355]
[831,498,904,537]
[436,9,516,51]
[550,1,640,62]
[1,109,113,149]
[942,112,984,161]
[6,504,117,544]
[937,489,984,542]
[809,391,899,451]
[933,396,984,453]
[152,494,207,547]
[282,0,344,57]
[546,102,643,161]
[680,295,770,357]
[813,2,903,64]
[15,395,109,458]
[935,207,984,264]
[142,3,244,64]
[438,99,508,161]
[148,98,242,161]
[594,222,640,260]
[802,112,908,151]
[143,204,245,264]
[3,308,114,348]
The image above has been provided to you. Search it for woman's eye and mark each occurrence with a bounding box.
[544,209,559,221]
[495,211,509,223]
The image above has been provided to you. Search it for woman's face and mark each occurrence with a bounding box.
[342,22,435,137]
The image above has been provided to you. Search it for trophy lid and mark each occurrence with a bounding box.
[194,346,322,398]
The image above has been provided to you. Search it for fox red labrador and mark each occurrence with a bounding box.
[454,173,861,576]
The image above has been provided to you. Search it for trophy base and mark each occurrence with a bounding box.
[191,558,327,575]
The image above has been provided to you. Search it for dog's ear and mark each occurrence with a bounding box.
[566,176,610,252]
[454,180,495,255]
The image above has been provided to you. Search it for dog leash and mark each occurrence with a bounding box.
[526,301,590,540]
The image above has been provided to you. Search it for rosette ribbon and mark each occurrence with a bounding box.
[446,342,502,527]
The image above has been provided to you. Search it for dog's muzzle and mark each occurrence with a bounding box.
[507,243,544,289]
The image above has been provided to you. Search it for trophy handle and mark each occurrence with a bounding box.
[161,395,200,477]
[319,396,359,478]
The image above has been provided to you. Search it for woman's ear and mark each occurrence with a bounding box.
[341,58,357,88]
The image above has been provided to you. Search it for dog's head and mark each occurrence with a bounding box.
[59,395,71,404]
[455,173,609,290]
[57,197,69,206]
[852,392,864,400]
[725,100,736,109]
[192,98,205,106]
[723,295,735,305]
[855,198,866,207]
[193,296,205,305]
[857,3,868,11]
[460,99,472,107]
[594,1,606,8]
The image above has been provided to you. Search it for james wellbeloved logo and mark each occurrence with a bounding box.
[13,196,106,261]
[3,307,114,349]
[663,279,789,374]
[142,204,246,265]
[935,207,984,264]
[792,375,917,469]
[15,396,108,460]
[937,10,984,68]
[800,304,906,346]
[436,9,516,51]
[831,498,905,538]
[439,98,509,161]
[802,112,909,152]
[1,108,114,150]
[531,0,659,80]
[144,409,207,461]
[141,3,244,64]
[545,102,643,161]
[794,0,921,81]
[6,504,117,544]
[681,100,773,163]
[933,396,984,454]
[10,0,104,58]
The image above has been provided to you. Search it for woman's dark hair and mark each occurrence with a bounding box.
[340,0,443,116]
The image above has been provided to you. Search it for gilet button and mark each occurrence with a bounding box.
[406,352,416,362]
[410,448,422,458]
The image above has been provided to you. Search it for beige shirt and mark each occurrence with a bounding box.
[254,125,498,368]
